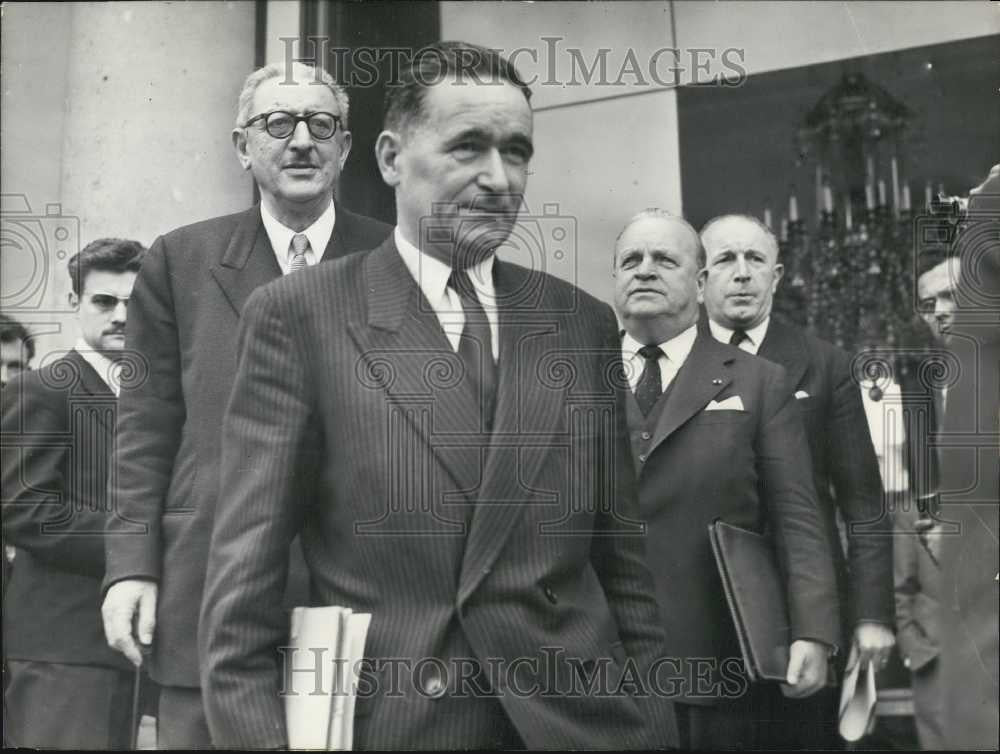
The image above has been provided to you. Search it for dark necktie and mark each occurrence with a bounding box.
[449,268,497,430]
[634,345,664,417]
[729,328,749,348]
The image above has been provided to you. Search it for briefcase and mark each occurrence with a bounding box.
[708,519,790,682]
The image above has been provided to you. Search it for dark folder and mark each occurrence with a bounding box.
[708,519,790,683]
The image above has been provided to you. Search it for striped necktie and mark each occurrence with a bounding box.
[288,233,310,273]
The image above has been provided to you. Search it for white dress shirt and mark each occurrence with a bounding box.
[708,316,771,355]
[260,200,336,275]
[394,227,499,360]
[860,380,910,493]
[621,323,698,394]
[75,338,121,397]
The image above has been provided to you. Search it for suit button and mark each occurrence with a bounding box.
[543,585,558,604]
[640,431,651,441]
[638,453,646,463]
[422,672,446,699]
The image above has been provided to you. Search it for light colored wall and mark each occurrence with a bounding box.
[441,0,997,306]
[672,0,1000,83]
[1,0,255,359]
[266,0,301,65]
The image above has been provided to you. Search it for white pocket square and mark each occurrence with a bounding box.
[795,390,811,399]
[705,396,745,411]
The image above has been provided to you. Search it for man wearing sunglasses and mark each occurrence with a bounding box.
[3,239,146,748]
[100,62,390,747]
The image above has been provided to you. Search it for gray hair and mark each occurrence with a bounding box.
[614,208,705,268]
[235,62,349,130]
[699,213,780,260]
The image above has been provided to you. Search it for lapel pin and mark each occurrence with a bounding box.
[712,378,722,385]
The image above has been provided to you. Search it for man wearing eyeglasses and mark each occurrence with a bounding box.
[3,239,146,748]
[100,62,390,747]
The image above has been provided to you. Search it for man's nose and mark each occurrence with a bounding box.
[476,149,510,192]
[635,256,657,277]
[733,255,751,280]
[111,301,128,324]
[287,119,314,149]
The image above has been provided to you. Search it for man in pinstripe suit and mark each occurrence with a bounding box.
[200,42,678,749]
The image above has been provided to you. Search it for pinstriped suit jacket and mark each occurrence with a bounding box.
[200,238,678,749]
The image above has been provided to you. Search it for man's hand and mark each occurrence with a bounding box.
[915,518,943,565]
[846,621,895,672]
[102,579,158,667]
[781,639,830,698]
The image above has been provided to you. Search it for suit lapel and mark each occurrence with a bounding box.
[458,261,563,604]
[645,334,733,459]
[66,350,116,432]
[321,203,360,262]
[757,319,809,389]
[209,206,281,317]
[346,240,484,498]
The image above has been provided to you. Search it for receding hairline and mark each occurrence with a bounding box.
[614,209,704,266]
[235,62,349,130]
[700,213,780,260]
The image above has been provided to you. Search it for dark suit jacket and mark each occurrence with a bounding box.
[635,333,839,704]
[755,318,894,633]
[2,350,130,670]
[103,204,390,686]
[937,225,999,749]
[891,359,944,673]
[199,239,678,749]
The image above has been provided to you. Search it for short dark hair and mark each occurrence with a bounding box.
[383,41,532,134]
[0,313,34,361]
[915,246,952,281]
[67,238,147,296]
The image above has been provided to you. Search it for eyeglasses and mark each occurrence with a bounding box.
[242,110,342,141]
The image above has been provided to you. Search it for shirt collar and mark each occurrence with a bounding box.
[708,315,771,352]
[74,338,119,396]
[260,199,336,267]
[622,322,698,367]
[394,226,496,306]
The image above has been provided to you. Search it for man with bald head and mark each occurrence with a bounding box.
[700,214,894,747]
[613,209,839,749]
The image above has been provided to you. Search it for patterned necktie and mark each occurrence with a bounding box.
[729,328,749,348]
[448,267,497,430]
[288,233,310,273]
[634,345,664,416]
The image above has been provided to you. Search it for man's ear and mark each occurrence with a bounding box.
[771,262,784,294]
[338,130,353,170]
[67,290,79,310]
[232,129,251,170]
[696,267,708,304]
[375,130,403,187]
